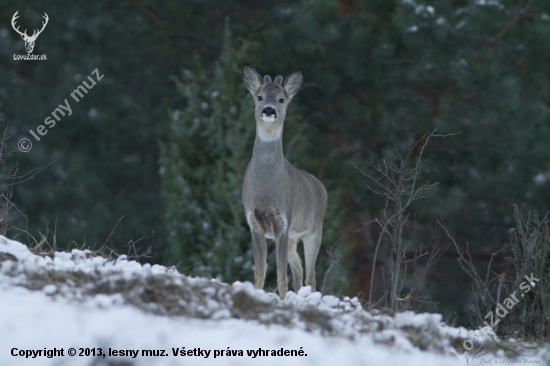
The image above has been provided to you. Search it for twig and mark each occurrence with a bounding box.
[103,215,125,248]
[321,235,345,294]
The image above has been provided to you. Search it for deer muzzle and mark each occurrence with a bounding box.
[261,106,277,123]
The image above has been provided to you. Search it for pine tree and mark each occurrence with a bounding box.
[160,25,258,281]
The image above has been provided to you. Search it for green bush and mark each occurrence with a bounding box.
[160,26,257,280]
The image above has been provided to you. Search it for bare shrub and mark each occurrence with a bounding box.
[441,205,550,341]
[358,131,448,310]
[0,126,22,236]
[0,122,53,240]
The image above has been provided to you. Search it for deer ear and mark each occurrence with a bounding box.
[283,68,304,98]
[242,62,263,94]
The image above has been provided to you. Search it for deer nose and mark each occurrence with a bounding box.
[261,106,276,118]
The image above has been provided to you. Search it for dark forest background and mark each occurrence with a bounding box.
[1,0,550,323]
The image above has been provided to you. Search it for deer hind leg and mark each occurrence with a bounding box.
[302,226,323,292]
[273,215,290,299]
[287,238,303,292]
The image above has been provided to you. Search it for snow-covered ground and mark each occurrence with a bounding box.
[0,235,547,366]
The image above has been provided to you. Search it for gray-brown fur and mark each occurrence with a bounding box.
[241,62,327,299]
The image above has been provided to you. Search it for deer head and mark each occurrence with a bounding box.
[242,63,304,142]
[11,11,49,54]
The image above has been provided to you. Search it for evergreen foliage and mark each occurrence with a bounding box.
[160,26,257,280]
[2,0,550,310]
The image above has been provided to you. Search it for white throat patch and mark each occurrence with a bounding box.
[257,124,282,142]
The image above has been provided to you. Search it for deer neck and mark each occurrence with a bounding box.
[252,123,284,170]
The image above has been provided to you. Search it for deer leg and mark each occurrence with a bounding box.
[302,226,323,292]
[251,230,267,289]
[247,212,267,289]
[287,238,303,292]
[274,215,290,298]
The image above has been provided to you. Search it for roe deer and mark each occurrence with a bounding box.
[241,62,327,299]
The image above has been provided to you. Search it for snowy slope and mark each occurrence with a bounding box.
[0,236,547,366]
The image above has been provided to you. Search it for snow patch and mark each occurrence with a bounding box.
[0,235,547,366]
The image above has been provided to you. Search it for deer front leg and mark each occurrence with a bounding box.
[247,212,267,289]
[273,215,290,298]
[276,232,289,298]
[251,230,267,289]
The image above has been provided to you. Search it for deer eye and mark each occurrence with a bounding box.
[257,95,263,101]
[279,98,285,104]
